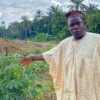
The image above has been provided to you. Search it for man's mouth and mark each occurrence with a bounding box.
[73,30,80,33]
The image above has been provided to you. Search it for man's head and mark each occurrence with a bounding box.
[65,10,86,40]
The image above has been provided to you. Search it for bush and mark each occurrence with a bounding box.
[57,26,71,40]
[0,53,56,100]
[36,33,57,42]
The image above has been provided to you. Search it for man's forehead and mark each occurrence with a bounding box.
[69,16,83,21]
[68,16,83,23]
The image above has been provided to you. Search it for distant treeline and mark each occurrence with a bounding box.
[0,5,100,41]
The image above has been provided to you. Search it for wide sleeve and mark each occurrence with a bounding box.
[43,38,69,95]
[96,34,100,57]
[42,46,57,65]
[42,38,68,65]
[42,41,63,78]
[43,38,63,83]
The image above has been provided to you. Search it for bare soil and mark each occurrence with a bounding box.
[0,38,55,54]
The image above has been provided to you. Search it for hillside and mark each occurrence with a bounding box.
[0,38,56,54]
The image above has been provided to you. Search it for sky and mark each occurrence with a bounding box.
[0,0,100,27]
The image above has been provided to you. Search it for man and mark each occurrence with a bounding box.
[19,10,100,100]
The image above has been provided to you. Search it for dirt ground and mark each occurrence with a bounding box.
[0,38,19,54]
[0,38,55,54]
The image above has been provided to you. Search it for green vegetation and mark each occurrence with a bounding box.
[85,10,100,33]
[0,53,56,100]
[0,2,100,41]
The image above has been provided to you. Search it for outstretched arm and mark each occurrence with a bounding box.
[19,54,45,68]
[30,54,45,61]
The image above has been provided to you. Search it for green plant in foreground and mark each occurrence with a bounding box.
[0,53,56,100]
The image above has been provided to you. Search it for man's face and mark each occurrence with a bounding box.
[68,16,86,38]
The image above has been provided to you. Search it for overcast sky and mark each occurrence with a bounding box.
[0,0,100,27]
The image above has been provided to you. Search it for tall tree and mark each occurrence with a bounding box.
[68,0,87,11]
[1,21,5,26]
[0,21,6,37]
[21,15,30,40]
[86,3,98,13]
[47,5,62,16]
[49,11,67,36]
[8,22,21,39]
[34,10,43,31]
[34,10,43,20]
[46,5,62,31]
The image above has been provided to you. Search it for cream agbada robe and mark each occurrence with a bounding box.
[43,32,100,100]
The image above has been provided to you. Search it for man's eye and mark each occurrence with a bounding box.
[76,22,81,25]
[70,24,74,27]
[69,22,82,27]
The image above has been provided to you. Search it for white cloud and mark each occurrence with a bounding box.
[0,0,100,27]
[0,12,2,17]
[0,0,53,27]
[51,0,62,5]
[83,0,100,5]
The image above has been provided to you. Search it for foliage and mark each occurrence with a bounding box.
[0,53,56,100]
[21,15,30,40]
[84,10,100,34]
[68,0,87,11]
[48,5,62,16]
[34,10,43,20]
[49,11,67,37]
[58,26,71,40]
[36,33,57,42]
[0,5,100,41]
[85,3,99,13]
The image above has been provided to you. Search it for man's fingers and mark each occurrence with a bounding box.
[19,61,23,65]
[18,56,29,68]
[18,60,22,63]
[21,63,25,68]
[18,59,24,64]
[26,63,28,68]
[19,58,25,62]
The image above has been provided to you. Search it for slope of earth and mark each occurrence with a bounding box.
[0,38,56,54]
[0,38,19,53]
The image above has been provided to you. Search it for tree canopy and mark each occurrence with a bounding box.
[0,5,100,41]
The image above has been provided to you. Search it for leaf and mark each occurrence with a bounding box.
[18,82,23,87]
[37,76,43,80]
[4,81,11,89]
[13,81,18,89]
[28,75,37,81]
[9,80,14,89]
[30,89,38,96]
[36,84,42,88]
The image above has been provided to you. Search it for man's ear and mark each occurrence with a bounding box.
[84,22,87,28]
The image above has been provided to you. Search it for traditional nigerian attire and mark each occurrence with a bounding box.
[43,32,100,100]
